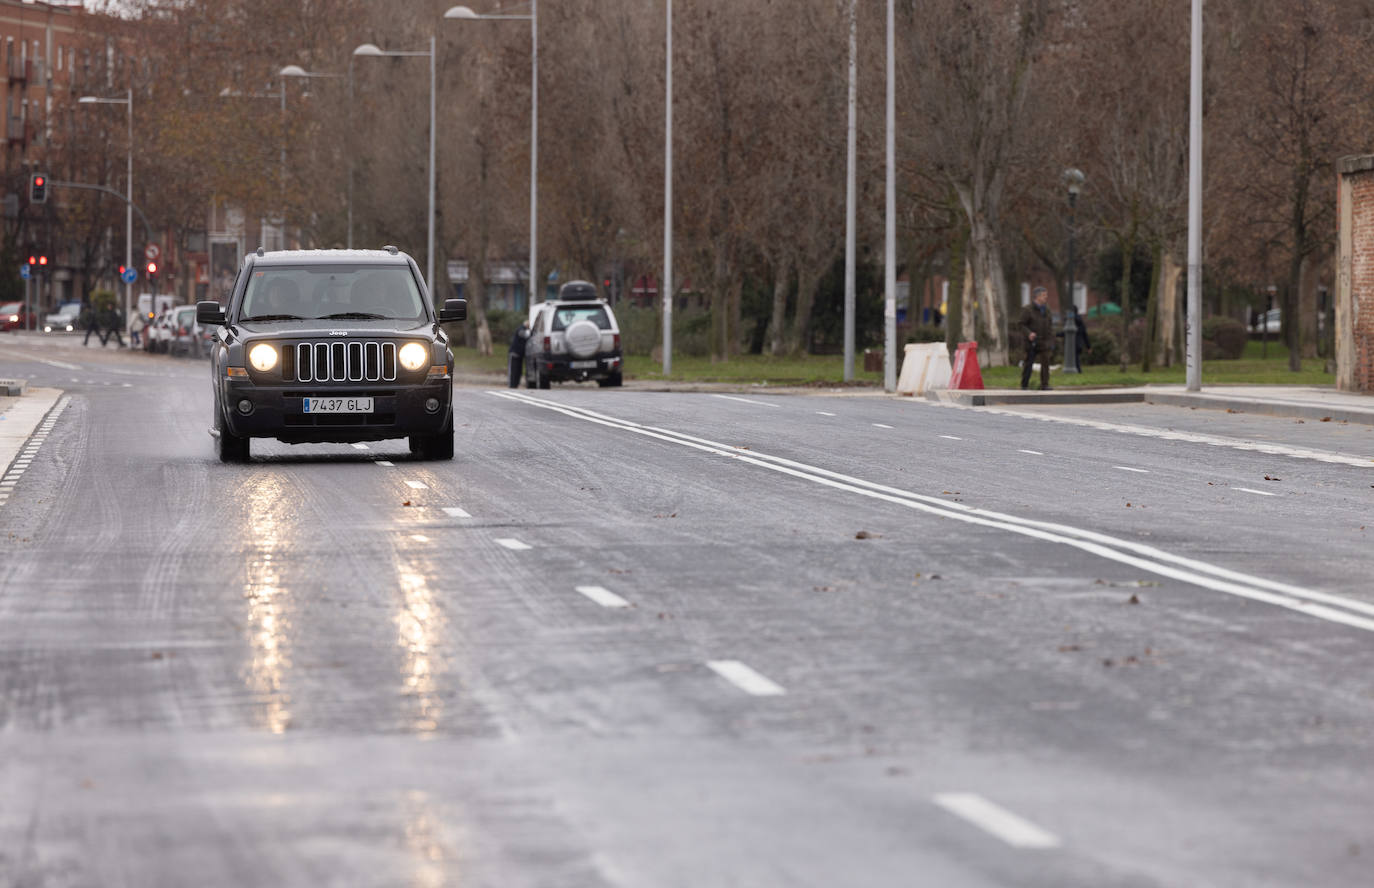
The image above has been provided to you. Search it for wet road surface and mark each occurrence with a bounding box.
[2,335,1372,887]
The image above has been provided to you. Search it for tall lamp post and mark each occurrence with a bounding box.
[1062,168,1085,373]
[664,0,673,376]
[1186,0,1203,391]
[843,0,857,381]
[354,39,437,296]
[77,89,132,329]
[445,2,539,310]
[883,0,896,392]
[280,65,344,248]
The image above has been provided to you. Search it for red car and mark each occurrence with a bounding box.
[0,300,35,331]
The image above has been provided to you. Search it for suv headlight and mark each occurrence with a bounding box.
[399,342,428,371]
[248,343,278,371]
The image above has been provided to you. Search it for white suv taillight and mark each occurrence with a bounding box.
[613,333,620,350]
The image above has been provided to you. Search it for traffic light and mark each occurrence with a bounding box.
[146,261,157,278]
[37,254,47,267]
[29,173,47,204]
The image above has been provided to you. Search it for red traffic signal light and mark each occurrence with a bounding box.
[29,173,47,204]
[146,261,157,275]
[28,255,35,266]
[37,255,47,266]
[118,265,126,275]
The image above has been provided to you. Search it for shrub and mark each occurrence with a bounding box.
[613,304,714,357]
[485,308,523,348]
[1083,319,1120,366]
[904,324,945,344]
[1202,316,1247,360]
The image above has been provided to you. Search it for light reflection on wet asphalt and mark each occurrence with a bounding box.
[243,476,293,734]
[397,565,445,734]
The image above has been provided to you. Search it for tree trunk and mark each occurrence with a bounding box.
[966,215,1008,365]
[789,266,823,355]
[768,254,791,356]
[960,257,976,344]
[1118,232,1135,372]
[944,228,967,354]
[1140,243,1163,373]
[1156,251,1181,368]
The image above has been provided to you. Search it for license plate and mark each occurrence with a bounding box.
[303,397,373,414]
[569,360,597,369]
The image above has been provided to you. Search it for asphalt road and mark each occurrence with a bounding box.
[2,335,1372,888]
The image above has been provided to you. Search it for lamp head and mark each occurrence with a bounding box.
[353,43,384,57]
[444,6,481,18]
[1063,167,1086,196]
[280,64,308,77]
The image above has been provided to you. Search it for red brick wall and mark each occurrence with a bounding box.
[1351,172,1374,391]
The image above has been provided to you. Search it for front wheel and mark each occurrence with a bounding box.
[411,420,454,460]
[216,414,250,463]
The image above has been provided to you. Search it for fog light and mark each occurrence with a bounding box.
[237,399,253,415]
[424,397,440,413]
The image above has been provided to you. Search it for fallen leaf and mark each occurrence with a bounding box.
[1295,419,1306,424]
[1126,502,1132,508]
[855,530,871,539]
[1125,655,1139,664]
[402,500,412,506]
[1226,408,1239,414]
[150,651,163,660]
[1102,658,1115,668]
[1263,475,1281,482]
[1321,416,1332,422]
[1127,593,1140,605]
[929,574,942,580]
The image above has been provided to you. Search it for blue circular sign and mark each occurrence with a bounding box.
[19,264,30,280]
[121,267,137,284]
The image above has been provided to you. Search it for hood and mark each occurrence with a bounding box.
[236,319,435,338]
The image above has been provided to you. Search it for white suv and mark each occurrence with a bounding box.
[524,281,623,388]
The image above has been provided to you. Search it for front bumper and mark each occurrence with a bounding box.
[221,376,452,443]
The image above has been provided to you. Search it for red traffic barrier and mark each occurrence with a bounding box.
[949,341,984,390]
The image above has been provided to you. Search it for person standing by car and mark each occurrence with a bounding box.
[508,319,530,388]
[1019,286,1055,390]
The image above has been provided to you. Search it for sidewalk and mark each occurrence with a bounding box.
[928,384,1374,425]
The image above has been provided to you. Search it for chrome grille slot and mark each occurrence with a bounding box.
[287,340,397,382]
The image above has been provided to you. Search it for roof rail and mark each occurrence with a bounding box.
[382,244,399,255]
[255,246,264,257]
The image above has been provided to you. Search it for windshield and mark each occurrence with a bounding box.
[239,265,426,323]
[550,305,611,331]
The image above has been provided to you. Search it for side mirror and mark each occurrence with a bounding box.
[196,300,226,326]
[438,298,467,322]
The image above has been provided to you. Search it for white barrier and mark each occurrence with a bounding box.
[896,342,952,396]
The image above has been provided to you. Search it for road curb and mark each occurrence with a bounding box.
[925,389,1146,407]
[0,386,63,478]
[1143,392,1374,426]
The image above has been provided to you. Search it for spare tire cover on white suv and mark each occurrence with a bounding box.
[564,319,601,358]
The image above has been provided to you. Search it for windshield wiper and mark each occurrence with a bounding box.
[320,312,389,320]
[242,314,304,322]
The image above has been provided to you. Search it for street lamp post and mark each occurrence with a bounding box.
[1186,0,1203,391]
[843,0,857,382]
[280,65,344,248]
[883,0,896,392]
[445,3,539,311]
[1062,168,1085,374]
[354,40,437,297]
[664,0,673,376]
[78,89,132,332]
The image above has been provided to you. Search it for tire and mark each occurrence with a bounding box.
[525,358,537,389]
[598,371,623,388]
[216,408,250,463]
[537,366,550,389]
[412,419,454,460]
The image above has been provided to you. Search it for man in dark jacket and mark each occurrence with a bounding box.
[1019,287,1056,390]
[508,319,530,388]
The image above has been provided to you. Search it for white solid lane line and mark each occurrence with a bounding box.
[712,394,781,408]
[376,460,395,467]
[410,534,430,542]
[816,411,837,416]
[575,586,631,608]
[1114,466,1150,474]
[1235,487,1279,497]
[939,434,962,440]
[1019,449,1044,455]
[873,423,894,429]
[490,391,1374,633]
[442,506,472,518]
[405,480,428,490]
[933,793,1061,850]
[351,442,370,450]
[707,660,786,696]
[495,538,532,551]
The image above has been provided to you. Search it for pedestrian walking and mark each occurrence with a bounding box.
[1019,286,1056,390]
[104,306,126,349]
[129,311,145,349]
[1067,302,1090,372]
[508,319,530,388]
[82,301,103,346]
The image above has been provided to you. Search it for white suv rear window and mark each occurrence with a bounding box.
[551,305,611,331]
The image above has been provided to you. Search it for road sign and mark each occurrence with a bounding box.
[19,263,29,280]
[121,267,137,285]
[145,243,160,261]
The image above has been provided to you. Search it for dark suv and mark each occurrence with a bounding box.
[197,247,466,463]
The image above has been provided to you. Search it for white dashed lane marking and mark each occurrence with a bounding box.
[1235,487,1279,497]
[405,480,428,490]
[375,460,395,467]
[575,586,631,608]
[351,442,370,450]
[410,534,430,542]
[441,506,472,518]
[816,411,837,416]
[495,538,532,551]
[873,423,894,429]
[939,435,962,440]
[706,660,786,696]
[933,793,1061,850]
[1114,466,1150,474]
[1018,449,1044,455]
[712,394,781,408]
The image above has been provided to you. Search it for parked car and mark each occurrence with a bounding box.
[0,300,35,331]
[1250,307,1324,336]
[43,301,82,333]
[523,280,623,388]
[168,305,204,356]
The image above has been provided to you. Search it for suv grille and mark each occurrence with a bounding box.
[283,341,397,383]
